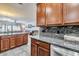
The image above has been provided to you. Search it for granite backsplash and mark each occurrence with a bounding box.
[40,25,79,34]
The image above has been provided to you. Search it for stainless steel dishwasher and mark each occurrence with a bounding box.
[51,44,79,56]
[51,34,79,56]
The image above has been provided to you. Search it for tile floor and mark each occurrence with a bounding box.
[0,44,30,56]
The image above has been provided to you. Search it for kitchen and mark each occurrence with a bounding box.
[0,3,79,56]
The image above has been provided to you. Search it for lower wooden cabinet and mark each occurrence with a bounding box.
[23,34,28,44]
[16,34,28,46]
[0,33,28,52]
[31,43,38,56]
[38,46,50,56]
[31,39,50,56]
[16,35,24,46]
[9,36,16,48]
[0,37,9,51]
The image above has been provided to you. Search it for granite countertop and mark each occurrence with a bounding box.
[0,32,28,36]
[30,34,79,53]
[30,35,53,44]
[30,35,64,47]
[30,34,79,44]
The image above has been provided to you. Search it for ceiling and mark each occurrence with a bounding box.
[0,3,36,19]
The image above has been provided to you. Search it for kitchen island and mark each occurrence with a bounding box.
[30,35,79,56]
[0,32,28,52]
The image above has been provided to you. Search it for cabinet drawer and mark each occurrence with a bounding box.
[1,36,10,39]
[32,39,38,44]
[9,37,16,48]
[38,46,50,56]
[38,41,50,49]
[23,34,28,44]
[32,39,50,49]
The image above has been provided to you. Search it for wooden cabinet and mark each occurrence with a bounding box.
[46,3,63,25]
[37,3,79,26]
[31,39,50,56]
[16,35,24,46]
[0,33,28,52]
[15,34,28,47]
[1,36,9,51]
[38,46,50,56]
[37,3,63,26]
[23,34,28,44]
[37,3,46,26]
[31,43,38,56]
[9,36,16,48]
[63,3,79,24]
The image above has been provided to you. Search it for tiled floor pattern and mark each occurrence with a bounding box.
[0,44,30,56]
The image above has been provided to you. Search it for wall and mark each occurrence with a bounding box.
[21,3,37,26]
[0,3,37,26]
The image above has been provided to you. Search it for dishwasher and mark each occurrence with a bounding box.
[51,44,79,56]
[51,34,79,56]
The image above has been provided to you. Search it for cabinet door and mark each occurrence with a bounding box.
[23,34,28,44]
[37,3,46,26]
[16,35,23,46]
[31,43,38,56]
[1,38,9,51]
[1,39,5,51]
[38,46,50,56]
[46,3,63,25]
[9,37,16,48]
[63,3,79,24]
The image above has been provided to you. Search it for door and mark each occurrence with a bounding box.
[9,36,16,48]
[46,3,63,25]
[37,3,46,26]
[63,3,79,24]
[31,43,38,56]
[1,38,9,51]
[38,46,50,56]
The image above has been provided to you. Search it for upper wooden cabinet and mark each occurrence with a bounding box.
[37,3,79,26]
[37,3,46,26]
[37,3,63,26]
[46,3,63,25]
[63,3,79,24]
